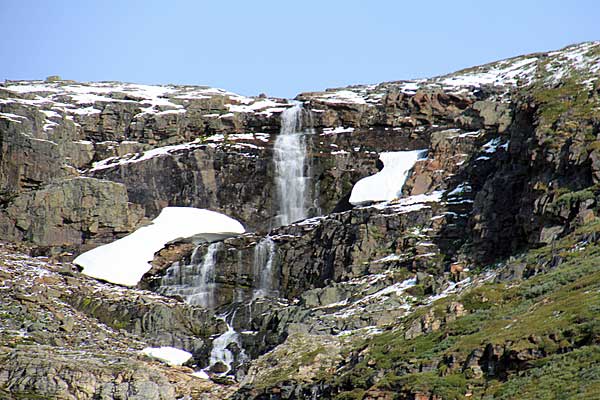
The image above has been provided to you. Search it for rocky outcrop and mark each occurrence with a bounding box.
[0,177,145,254]
[0,242,237,399]
[90,141,276,231]
[144,200,445,304]
[0,82,293,252]
[0,72,514,251]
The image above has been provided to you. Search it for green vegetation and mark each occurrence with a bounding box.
[299,346,326,365]
[526,48,600,154]
[329,218,600,399]
[532,76,595,132]
[334,388,366,400]
[490,346,600,400]
[377,372,467,400]
[549,187,596,211]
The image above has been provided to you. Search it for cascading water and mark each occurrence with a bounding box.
[252,237,276,299]
[158,242,220,309]
[208,310,247,375]
[274,103,311,227]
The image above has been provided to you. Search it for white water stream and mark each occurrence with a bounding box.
[274,104,310,226]
[253,237,276,299]
[158,242,220,308]
[208,310,247,375]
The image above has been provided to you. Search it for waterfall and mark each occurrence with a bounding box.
[274,103,310,226]
[253,237,276,299]
[208,310,247,375]
[158,243,220,308]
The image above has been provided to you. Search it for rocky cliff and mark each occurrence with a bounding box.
[1,41,599,399]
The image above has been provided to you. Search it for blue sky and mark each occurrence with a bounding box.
[1,0,599,98]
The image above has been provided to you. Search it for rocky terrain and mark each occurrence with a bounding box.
[1,41,599,399]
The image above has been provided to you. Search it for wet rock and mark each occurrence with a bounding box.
[210,361,229,374]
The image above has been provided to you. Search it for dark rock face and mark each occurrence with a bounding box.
[144,202,444,305]
[91,144,276,231]
[0,177,145,254]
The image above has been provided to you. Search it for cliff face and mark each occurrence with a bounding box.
[1,42,599,399]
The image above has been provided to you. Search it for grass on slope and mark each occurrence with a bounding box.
[333,220,600,399]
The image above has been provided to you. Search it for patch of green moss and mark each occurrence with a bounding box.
[299,346,325,365]
[527,61,599,150]
[405,284,425,297]
[333,388,366,400]
[80,297,93,309]
[489,346,600,400]
[111,319,129,330]
[376,372,468,400]
[549,187,596,210]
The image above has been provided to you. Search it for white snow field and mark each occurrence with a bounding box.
[349,150,427,205]
[140,346,193,366]
[74,207,245,286]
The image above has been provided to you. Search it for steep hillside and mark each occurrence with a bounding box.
[1,41,599,399]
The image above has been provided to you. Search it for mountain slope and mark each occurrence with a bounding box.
[1,41,599,399]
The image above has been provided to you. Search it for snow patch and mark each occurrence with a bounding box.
[482,137,502,153]
[316,90,368,105]
[349,150,427,205]
[191,370,210,379]
[0,112,27,123]
[227,99,279,113]
[439,57,538,88]
[90,139,203,171]
[398,81,423,94]
[74,207,245,286]
[321,126,355,135]
[447,184,472,197]
[360,277,417,303]
[426,277,472,303]
[140,346,192,366]
[373,254,403,263]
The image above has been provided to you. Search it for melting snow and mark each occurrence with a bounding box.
[203,132,270,143]
[226,99,279,113]
[359,277,416,303]
[373,254,403,263]
[439,57,538,88]
[426,277,472,303]
[74,207,245,286]
[446,129,482,139]
[191,370,210,379]
[368,190,444,213]
[447,184,472,197]
[396,191,443,206]
[0,112,27,123]
[398,81,422,93]
[140,346,192,366]
[1,81,283,120]
[545,42,600,86]
[349,150,427,205]
[90,139,203,171]
[316,90,368,105]
[482,137,502,153]
[321,126,355,135]
[3,83,61,93]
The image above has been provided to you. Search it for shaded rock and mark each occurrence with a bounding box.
[0,177,144,255]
